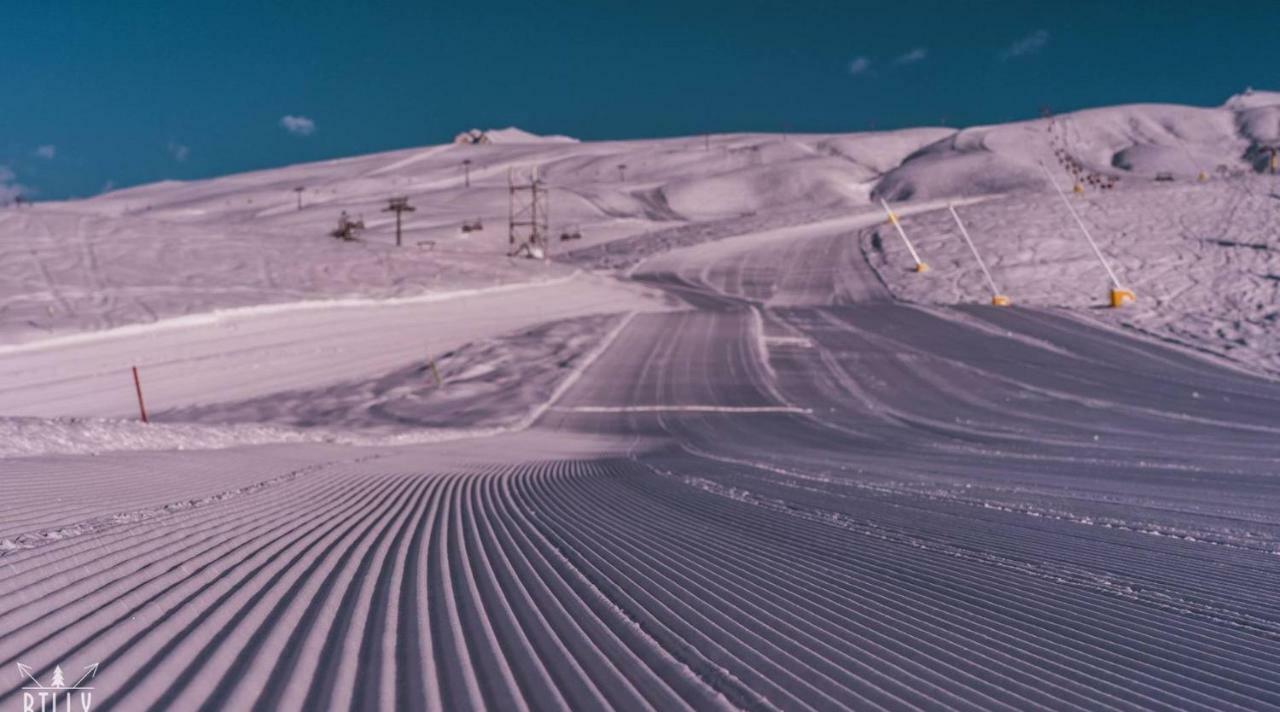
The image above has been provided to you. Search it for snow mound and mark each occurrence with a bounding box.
[662,161,871,219]
[814,128,953,173]
[873,94,1280,201]
[455,127,579,145]
[1224,88,1280,110]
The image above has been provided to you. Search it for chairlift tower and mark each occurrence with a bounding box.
[508,167,549,259]
[383,196,416,247]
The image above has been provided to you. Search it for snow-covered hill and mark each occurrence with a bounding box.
[5,92,1280,343]
[875,89,1280,200]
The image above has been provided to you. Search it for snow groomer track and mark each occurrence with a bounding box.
[4,211,1280,711]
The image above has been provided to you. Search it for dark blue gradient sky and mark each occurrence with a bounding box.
[4,1,1278,199]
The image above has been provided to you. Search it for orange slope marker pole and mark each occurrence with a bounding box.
[948,203,1009,306]
[879,198,928,273]
[1038,161,1134,307]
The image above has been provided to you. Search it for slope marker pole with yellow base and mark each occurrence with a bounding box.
[1038,161,1135,308]
[879,198,928,273]
[948,203,1010,306]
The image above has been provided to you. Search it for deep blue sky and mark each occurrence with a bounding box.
[4,1,1278,199]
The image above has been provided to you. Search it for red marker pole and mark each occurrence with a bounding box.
[132,366,149,423]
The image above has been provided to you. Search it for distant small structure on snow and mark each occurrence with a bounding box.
[454,129,493,145]
[330,211,365,241]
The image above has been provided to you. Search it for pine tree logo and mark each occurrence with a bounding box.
[15,661,98,711]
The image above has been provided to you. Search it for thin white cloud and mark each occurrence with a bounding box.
[280,115,316,136]
[0,166,27,203]
[33,145,56,160]
[893,47,928,65]
[167,141,190,162]
[848,56,872,76]
[1001,30,1049,60]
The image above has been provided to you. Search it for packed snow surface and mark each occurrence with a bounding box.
[3,95,1280,710]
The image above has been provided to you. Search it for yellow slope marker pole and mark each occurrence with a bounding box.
[948,203,1009,306]
[1038,161,1134,307]
[879,198,928,272]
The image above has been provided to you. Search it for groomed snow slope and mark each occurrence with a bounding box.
[3,207,1279,710]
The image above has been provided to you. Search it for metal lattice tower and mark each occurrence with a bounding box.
[508,167,549,259]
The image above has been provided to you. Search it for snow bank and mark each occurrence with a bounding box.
[0,416,319,458]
